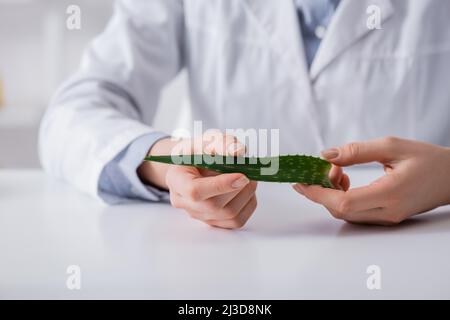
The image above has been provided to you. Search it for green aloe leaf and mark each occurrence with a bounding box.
[145,154,334,188]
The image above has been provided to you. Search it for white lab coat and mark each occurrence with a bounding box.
[39,0,450,200]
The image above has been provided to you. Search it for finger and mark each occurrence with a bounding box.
[172,167,250,201]
[208,180,257,210]
[194,173,249,200]
[341,208,404,226]
[220,181,258,216]
[185,208,210,222]
[187,181,257,220]
[202,131,246,156]
[171,132,246,156]
[222,134,246,156]
[183,190,241,220]
[206,196,257,229]
[321,137,407,166]
[329,165,344,190]
[293,182,390,215]
[340,174,351,191]
[209,189,241,209]
[166,165,201,190]
[199,168,221,177]
[169,190,186,209]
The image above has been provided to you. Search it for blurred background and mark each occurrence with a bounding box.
[0,0,188,169]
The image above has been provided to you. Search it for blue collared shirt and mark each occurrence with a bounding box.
[295,0,340,67]
[98,132,171,204]
[98,0,340,203]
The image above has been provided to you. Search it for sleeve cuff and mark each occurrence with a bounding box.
[98,132,171,205]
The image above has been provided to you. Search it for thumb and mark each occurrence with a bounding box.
[192,173,250,200]
[321,137,403,166]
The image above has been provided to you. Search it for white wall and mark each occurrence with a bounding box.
[0,0,115,125]
[0,0,188,167]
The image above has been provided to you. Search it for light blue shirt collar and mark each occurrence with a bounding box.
[295,0,341,67]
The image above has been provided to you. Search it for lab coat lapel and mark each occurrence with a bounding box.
[243,0,311,87]
[310,0,395,80]
[243,0,330,150]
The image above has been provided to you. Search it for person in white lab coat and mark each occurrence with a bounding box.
[39,0,450,228]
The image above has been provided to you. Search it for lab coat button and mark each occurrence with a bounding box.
[315,25,327,39]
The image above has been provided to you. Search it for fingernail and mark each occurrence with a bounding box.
[321,148,339,160]
[232,176,250,189]
[293,184,304,195]
[297,184,305,195]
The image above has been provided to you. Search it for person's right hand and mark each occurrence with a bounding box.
[139,131,258,229]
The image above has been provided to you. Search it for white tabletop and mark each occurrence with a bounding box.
[1,169,450,299]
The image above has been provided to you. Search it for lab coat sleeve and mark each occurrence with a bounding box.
[98,132,171,205]
[38,0,184,201]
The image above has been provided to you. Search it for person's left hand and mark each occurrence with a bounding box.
[293,137,450,226]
